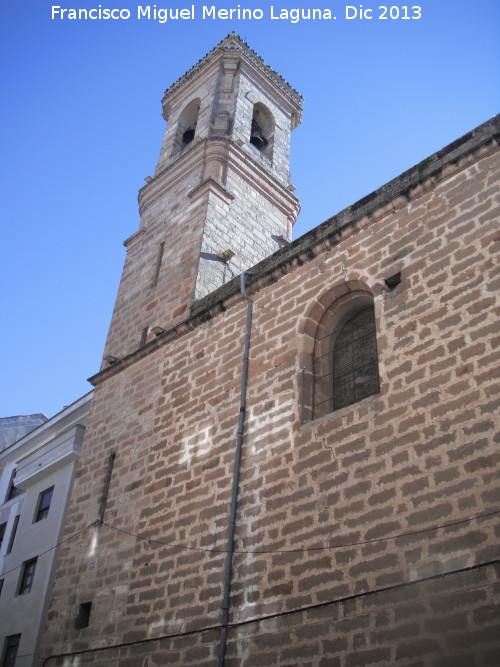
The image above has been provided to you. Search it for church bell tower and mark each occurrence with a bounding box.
[103,34,302,362]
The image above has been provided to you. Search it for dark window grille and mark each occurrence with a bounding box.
[332,306,379,410]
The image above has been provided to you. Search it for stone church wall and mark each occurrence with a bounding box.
[40,119,499,665]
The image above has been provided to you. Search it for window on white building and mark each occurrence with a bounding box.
[5,471,23,502]
[17,558,37,595]
[34,487,54,522]
[0,523,6,553]
[1,634,21,667]
[5,515,19,555]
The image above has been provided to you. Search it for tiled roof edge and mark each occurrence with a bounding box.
[162,32,303,104]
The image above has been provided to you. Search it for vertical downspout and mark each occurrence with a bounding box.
[217,271,253,667]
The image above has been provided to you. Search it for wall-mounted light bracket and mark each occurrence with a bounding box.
[150,326,166,337]
[272,234,289,249]
[104,355,120,365]
[218,248,236,263]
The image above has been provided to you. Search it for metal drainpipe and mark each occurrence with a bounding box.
[217,271,253,667]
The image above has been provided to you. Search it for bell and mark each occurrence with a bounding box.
[250,119,266,150]
[182,124,196,145]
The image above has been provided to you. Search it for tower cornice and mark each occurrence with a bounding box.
[138,137,300,223]
[161,33,303,127]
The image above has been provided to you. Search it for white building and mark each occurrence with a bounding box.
[0,393,93,667]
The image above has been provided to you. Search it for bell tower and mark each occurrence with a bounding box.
[103,34,302,362]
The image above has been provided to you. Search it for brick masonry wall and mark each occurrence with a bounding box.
[40,129,499,665]
[102,148,207,360]
[45,564,499,666]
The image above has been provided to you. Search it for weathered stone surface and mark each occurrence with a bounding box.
[39,35,500,667]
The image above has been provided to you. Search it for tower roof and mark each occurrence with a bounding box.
[162,33,303,108]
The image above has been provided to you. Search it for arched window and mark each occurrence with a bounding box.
[300,283,380,421]
[249,102,274,159]
[172,98,200,154]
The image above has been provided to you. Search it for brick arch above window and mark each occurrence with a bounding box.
[299,280,379,421]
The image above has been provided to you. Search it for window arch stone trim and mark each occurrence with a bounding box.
[299,280,377,422]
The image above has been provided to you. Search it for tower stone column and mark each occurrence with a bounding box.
[103,34,302,362]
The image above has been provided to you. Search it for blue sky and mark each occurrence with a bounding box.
[1,1,498,419]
